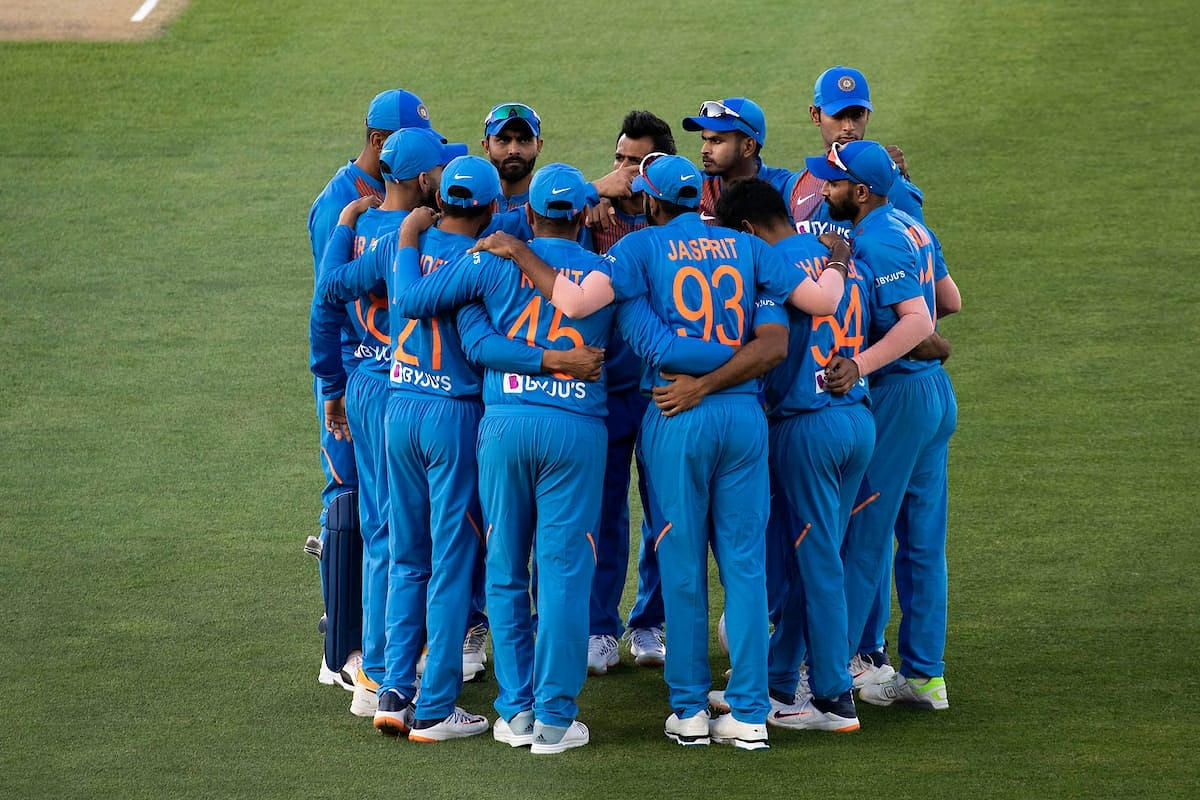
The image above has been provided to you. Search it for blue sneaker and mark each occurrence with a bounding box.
[373,688,414,735]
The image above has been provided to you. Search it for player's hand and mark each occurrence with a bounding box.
[817,232,851,259]
[469,231,526,261]
[906,331,952,363]
[337,195,382,227]
[885,144,909,178]
[822,355,860,397]
[399,206,438,249]
[587,198,616,232]
[543,345,605,382]
[653,372,709,417]
[592,165,639,199]
[323,397,352,442]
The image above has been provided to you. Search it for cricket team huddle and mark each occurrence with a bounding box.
[304,64,959,754]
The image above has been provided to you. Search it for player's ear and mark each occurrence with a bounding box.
[741,220,756,235]
[535,138,544,155]
[809,105,821,126]
[525,203,536,228]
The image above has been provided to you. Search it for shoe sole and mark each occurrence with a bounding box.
[493,731,534,747]
[665,732,710,746]
[711,736,769,751]
[587,658,619,676]
[530,738,588,754]
[373,715,411,736]
[409,726,488,742]
[768,714,860,732]
[633,652,665,667]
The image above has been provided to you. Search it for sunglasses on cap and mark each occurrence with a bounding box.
[827,141,871,187]
[696,100,760,137]
[484,102,541,128]
[636,151,670,196]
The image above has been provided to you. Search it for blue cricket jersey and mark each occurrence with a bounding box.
[853,204,940,381]
[393,237,615,417]
[606,212,798,396]
[757,234,872,416]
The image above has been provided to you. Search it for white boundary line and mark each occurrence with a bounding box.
[131,0,160,23]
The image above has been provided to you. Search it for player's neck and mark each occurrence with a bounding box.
[354,147,383,182]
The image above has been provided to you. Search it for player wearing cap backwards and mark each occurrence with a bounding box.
[305,88,438,694]
[585,110,678,675]
[805,140,959,712]
[314,126,468,719]
[387,161,616,755]
[500,153,847,751]
[706,178,874,734]
[680,97,795,224]
[785,66,925,236]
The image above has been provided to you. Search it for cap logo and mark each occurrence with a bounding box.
[417,104,430,120]
[838,76,856,92]
[551,187,571,195]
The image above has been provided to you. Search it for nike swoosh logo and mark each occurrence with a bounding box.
[773,711,811,719]
[680,175,694,181]
[551,187,571,195]
[795,193,816,206]
[452,173,471,180]
[700,213,715,221]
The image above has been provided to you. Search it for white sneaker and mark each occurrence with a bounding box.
[859,674,949,710]
[530,720,589,755]
[665,709,710,746]
[587,634,620,675]
[408,707,489,742]
[707,689,731,714]
[625,627,666,667]
[709,713,769,751]
[493,710,535,747]
[768,691,859,732]
[318,656,340,687]
[373,688,414,735]
[463,623,489,666]
[349,667,379,717]
[849,650,896,688]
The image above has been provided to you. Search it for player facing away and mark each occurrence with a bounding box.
[502,154,846,751]
[306,88,439,692]
[806,141,958,711]
[314,127,468,718]
[585,110,678,674]
[710,178,874,733]
[680,97,795,223]
[391,161,613,755]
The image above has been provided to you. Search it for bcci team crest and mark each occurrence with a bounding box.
[838,76,856,92]
[417,104,430,120]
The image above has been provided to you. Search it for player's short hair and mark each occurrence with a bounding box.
[440,202,491,221]
[619,110,676,155]
[530,209,581,234]
[366,126,395,143]
[713,178,789,229]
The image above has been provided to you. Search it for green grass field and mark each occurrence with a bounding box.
[2,1,1198,797]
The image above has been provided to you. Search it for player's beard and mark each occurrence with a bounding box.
[826,193,857,221]
[497,155,536,183]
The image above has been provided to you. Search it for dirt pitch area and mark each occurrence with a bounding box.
[0,0,189,41]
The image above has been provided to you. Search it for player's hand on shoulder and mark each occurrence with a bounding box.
[884,144,909,179]
[469,231,525,261]
[337,195,382,227]
[818,231,851,256]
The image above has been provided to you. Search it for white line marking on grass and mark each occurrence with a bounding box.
[131,0,160,23]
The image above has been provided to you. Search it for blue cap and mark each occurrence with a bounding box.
[631,154,702,208]
[379,128,469,182]
[528,163,591,220]
[440,155,502,208]
[813,66,873,115]
[681,97,766,145]
[483,102,542,138]
[365,89,436,133]
[805,140,896,197]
